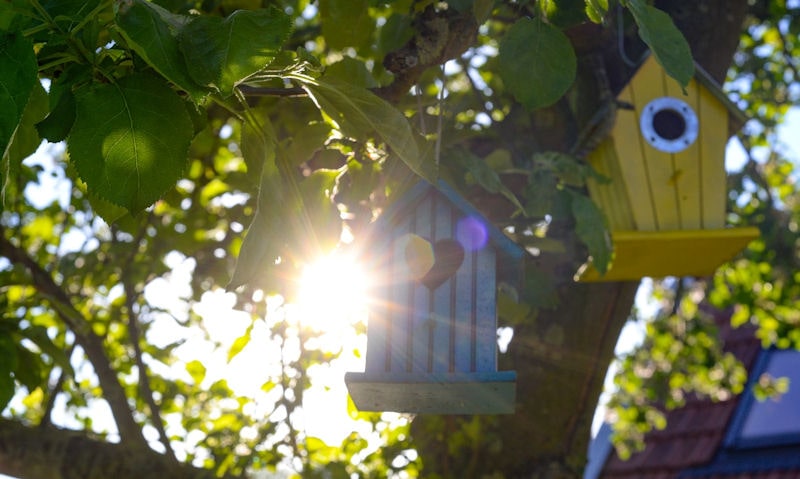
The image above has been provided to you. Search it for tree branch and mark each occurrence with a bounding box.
[0,418,232,479]
[0,228,147,449]
[376,6,479,103]
[123,276,177,461]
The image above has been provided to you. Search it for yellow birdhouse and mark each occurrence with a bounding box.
[580,54,759,281]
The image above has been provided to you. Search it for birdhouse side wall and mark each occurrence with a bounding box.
[364,190,500,375]
[586,138,637,231]
[697,86,728,229]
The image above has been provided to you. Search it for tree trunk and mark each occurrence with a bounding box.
[412,1,749,477]
[0,419,229,479]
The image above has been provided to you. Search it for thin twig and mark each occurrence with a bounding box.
[238,86,307,97]
[39,343,76,428]
[124,277,177,461]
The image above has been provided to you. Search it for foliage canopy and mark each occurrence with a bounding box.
[0,0,799,478]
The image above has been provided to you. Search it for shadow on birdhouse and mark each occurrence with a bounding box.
[345,180,523,414]
[579,54,759,281]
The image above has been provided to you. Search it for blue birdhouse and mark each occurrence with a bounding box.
[345,180,523,414]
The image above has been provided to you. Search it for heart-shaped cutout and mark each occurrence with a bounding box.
[405,237,465,291]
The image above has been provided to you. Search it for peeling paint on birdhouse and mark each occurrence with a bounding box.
[345,180,522,414]
[580,54,759,281]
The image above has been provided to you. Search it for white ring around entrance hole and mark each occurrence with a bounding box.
[639,97,699,154]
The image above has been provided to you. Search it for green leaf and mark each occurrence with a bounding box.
[299,77,435,182]
[227,324,253,363]
[569,190,612,275]
[377,13,414,58]
[0,334,18,410]
[40,0,101,29]
[185,359,207,385]
[585,0,608,23]
[498,17,576,109]
[325,58,378,89]
[13,346,44,391]
[36,88,76,143]
[115,0,207,101]
[459,152,525,212]
[0,32,37,161]
[35,64,91,143]
[2,82,48,203]
[298,169,342,252]
[228,110,283,290]
[68,74,193,213]
[285,122,331,166]
[624,0,694,88]
[319,0,375,50]
[20,325,74,377]
[179,7,292,96]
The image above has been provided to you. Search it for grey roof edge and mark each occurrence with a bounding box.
[374,179,525,262]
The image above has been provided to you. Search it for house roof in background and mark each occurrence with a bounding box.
[597,312,776,479]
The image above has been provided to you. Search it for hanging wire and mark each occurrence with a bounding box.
[435,63,446,167]
[416,84,427,135]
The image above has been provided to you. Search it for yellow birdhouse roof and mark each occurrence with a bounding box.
[626,53,748,138]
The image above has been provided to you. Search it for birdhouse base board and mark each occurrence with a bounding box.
[579,227,759,282]
[345,371,516,414]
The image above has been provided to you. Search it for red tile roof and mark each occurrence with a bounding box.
[599,309,784,479]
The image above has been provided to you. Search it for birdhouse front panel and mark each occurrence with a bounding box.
[607,54,728,232]
[366,189,500,377]
[345,180,521,414]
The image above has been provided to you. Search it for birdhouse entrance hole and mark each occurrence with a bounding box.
[640,97,699,153]
[652,109,686,140]
[405,237,465,290]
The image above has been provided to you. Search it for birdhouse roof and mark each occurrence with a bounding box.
[371,179,525,283]
[629,53,748,135]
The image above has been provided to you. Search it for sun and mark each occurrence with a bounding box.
[294,252,370,334]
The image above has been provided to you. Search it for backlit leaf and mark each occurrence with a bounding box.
[585,0,608,23]
[68,74,193,213]
[179,7,292,96]
[300,77,435,182]
[185,359,206,385]
[115,0,207,101]
[498,17,576,109]
[569,190,612,275]
[228,109,283,290]
[227,324,253,363]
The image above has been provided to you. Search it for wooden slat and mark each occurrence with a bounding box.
[387,215,412,373]
[698,87,729,228]
[431,199,454,373]
[612,77,658,231]
[410,194,433,373]
[454,224,474,373]
[634,57,681,230]
[474,248,497,372]
[586,138,637,231]
[663,77,703,229]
